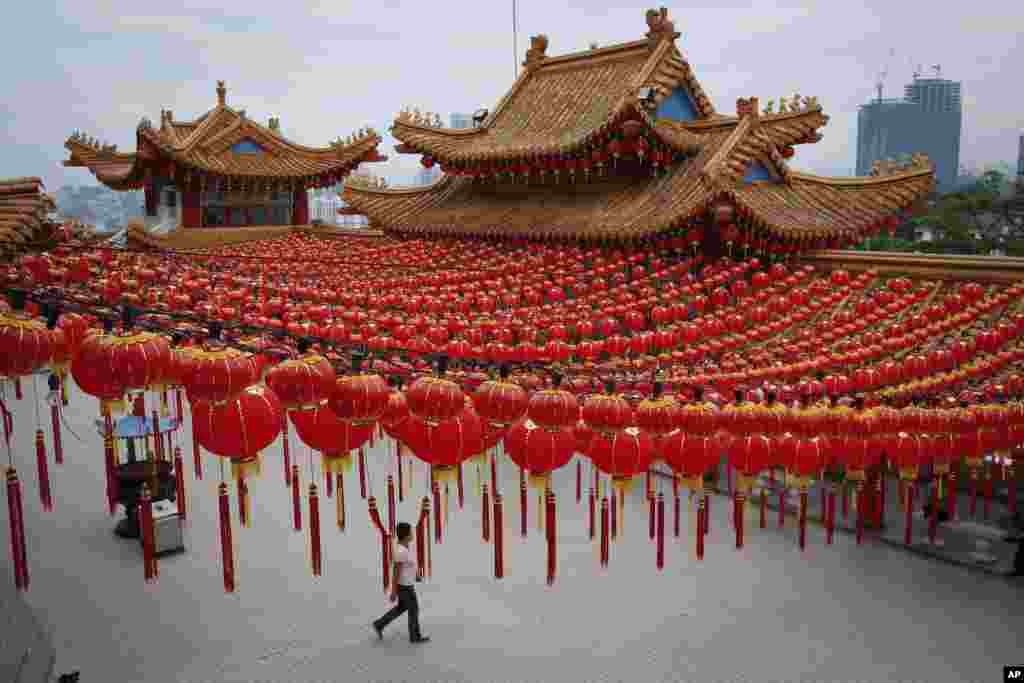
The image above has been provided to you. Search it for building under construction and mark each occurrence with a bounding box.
[856,71,961,191]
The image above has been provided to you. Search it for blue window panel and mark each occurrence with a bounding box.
[742,160,774,183]
[655,86,699,121]
[230,138,264,154]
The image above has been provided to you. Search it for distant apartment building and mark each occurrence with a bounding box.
[856,75,962,191]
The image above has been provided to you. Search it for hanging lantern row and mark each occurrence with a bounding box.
[4,289,1024,596]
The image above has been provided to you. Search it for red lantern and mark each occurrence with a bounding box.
[406,376,465,424]
[181,346,260,404]
[581,392,633,433]
[402,401,483,480]
[473,378,529,428]
[265,354,336,411]
[331,373,390,425]
[528,388,580,431]
[504,418,575,489]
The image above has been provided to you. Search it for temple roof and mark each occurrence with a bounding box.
[390,14,716,163]
[0,177,57,258]
[345,107,931,241]
[63,81,385,190]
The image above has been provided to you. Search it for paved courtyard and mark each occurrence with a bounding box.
[3,386,1023,683]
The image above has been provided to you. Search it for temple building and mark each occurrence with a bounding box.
[64,81,386,230]
[344,8,934,252]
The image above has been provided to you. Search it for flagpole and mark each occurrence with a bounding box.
[513,0,519,80]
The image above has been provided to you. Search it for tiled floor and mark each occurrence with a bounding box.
[2,385,1022,683]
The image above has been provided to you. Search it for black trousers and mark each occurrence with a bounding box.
[374,586,422,640]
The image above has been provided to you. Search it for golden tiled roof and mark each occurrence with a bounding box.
[344,130,731,240]
[0,177,56,258]
[344,115,934,242]
[390,29,715,163]
[64,82,384,189]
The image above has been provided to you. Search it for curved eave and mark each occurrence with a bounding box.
[728,167,935,240]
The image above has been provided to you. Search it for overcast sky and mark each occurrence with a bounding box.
[2,0,1020,189]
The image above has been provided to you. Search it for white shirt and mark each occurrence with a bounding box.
[394,543,417,586]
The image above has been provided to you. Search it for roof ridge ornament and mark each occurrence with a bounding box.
[644,7,679,46]
[523,34,549,71]
[870,153,932,177]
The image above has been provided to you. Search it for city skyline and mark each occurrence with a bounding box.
[1,1,1020,190]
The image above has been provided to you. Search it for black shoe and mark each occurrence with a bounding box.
[411,636,431,643]
[371,623,383,640]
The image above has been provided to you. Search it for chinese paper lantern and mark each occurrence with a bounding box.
[582,389,634,434]
[406,375,464,425]
[330,371,390,425]
[181,346,259,404]
[266,354,336,411]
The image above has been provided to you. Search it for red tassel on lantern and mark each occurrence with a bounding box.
[218,482,235,593]
[656,492,665,570]
[856,481,865,545]
[482,483,491,542]
[842,485,849,521]
[237,476,250,528]
[799,483,808,551]
[519,471,527,538]
[735,487,746,549]
[946,470,957,521]
[310,483,322,577]
[823,485,831,544]
[494,493,504,579]
[588,487,595,540]
[140,485,158,583]
[576,460,581,504]
[703,489,711,536]
[696,497,705,561]
[546,490,556,586]
[457,463,464,510]
[151,411,163,461]
[6,467,28,591]
[191,418,203,481]
[336,471,345,531]
[491,450,498,497]
[610,490,618,540]
[904,481,915,546]
[292,464,302,531]
[14,378,22,400]
[600,496,609,568]
[174,447,187,522]
[387,474,396,536]
[325,469,333,498]
[50,404,63,465]
[928,482,939,545]
[367,497,389,590]
[648,494,655,541]
[759,485,767,529]
[416,500,426,578]
[104,413,118,516]
[282,418,290,487]
[175,389,183,424]
[674,489,681,538]
[35,430,52,511]
[396,445,404,502]
[358,448,367,499]
[432,479,443,544]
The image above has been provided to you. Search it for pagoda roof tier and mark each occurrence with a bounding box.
[63,81,385,190]
[345,110,931,241]
[390,16,716,164]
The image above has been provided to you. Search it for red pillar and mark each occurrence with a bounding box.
[292,189,309,225]
[181,191,201,228]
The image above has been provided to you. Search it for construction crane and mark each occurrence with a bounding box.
[876,47,896,103]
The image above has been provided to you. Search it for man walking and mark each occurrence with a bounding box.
[372,522,430,643]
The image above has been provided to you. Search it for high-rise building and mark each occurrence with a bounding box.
[449,112,473,129]
[1017,131,1024,182]
[855,75,962,191]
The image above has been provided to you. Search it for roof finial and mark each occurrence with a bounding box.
[523,34,549,70]
[216,80,227,106]
[645,7,678,44]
